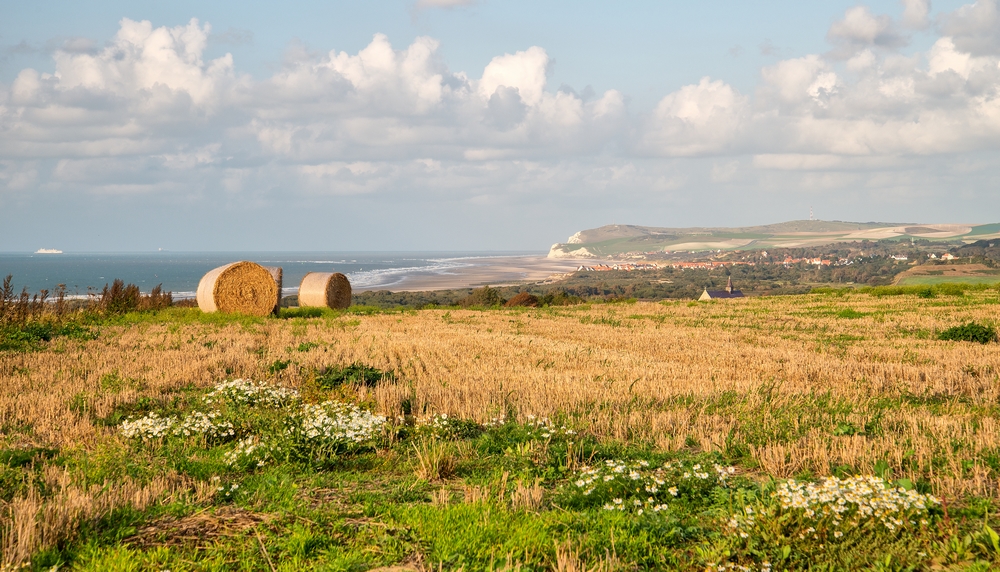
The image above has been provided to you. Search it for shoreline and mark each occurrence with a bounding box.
[349,255,582,292]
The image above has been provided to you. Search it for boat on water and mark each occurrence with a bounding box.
[34,248,63,254]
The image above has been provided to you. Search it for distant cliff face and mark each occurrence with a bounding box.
[548,243,597,259]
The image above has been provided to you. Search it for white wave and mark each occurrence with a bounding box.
[346,259,474,289]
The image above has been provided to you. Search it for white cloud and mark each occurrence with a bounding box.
[51,18,234,108]
[4,8,1000,244]
[761,55,838,105]
[927,37,975,78]
[942,0,1000,56]
[901,0,931,29]
[827,6,904,50]
[641,78,747,156]
[846,49,877,71]
[10,69,43,105]
[5,14,999,174]
[327,34,449,112]
[479,46,550,106]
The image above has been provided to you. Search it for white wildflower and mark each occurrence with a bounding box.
[172,411,234,440]
[204,378,299,408]
[121,412,175,441]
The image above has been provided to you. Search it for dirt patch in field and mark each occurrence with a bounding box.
[125,506,273,550]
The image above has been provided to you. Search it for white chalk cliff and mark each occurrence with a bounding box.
[547,243,597,259]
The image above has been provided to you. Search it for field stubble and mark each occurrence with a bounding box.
[2,292,999,505]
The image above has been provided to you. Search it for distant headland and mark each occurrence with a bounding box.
[548,220,1000,259]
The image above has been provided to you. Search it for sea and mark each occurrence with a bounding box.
[0,251,538,299]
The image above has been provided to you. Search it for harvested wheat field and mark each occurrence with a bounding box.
[2,289,1000,570]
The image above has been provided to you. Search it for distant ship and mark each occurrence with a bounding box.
[34,248,63,254]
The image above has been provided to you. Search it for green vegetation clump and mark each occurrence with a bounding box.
[0,275,175,352]
[938,322,998,344]
[863,285,936,298]
[858,282,1000,298]
[538,291,584,306]
[458,286,505,308]
[1,275,98,351]
[0,322,95,352]
[313,363,395,388]
[279,307,325,319]
[836,308,865,319]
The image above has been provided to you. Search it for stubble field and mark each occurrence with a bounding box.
[2,289,999,570]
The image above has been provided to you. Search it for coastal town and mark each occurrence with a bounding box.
[574,251,919,272]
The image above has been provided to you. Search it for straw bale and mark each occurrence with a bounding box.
[262,266,283,315]
[298,272,352,309]
[196,261,279,316]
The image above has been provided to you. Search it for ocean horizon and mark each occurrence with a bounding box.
[0,251,544,298]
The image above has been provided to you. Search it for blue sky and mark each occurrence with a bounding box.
[1,0,998,251]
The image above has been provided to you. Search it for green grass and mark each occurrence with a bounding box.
[0,321,96,352]
[813,282,1000,298]
[897,275,1000,286]
[969,223,1000,236]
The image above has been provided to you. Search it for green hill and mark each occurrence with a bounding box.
[549,220,1000,258]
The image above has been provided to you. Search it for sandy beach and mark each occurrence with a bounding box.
[352,255,582,292]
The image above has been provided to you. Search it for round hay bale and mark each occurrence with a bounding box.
[196,261,279,316]
[298,272,352,309]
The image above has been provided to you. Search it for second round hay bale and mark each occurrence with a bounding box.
[196,261,279,316]
[298,272,352,309]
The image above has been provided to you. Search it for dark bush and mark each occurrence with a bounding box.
[505,292,540,307]
[141,284,173,311]
[0,275,48,326]
[539,291,584,306]
[98,280,172,314]
[458,286,505,308]
[938,322,997,344]
[98,280,140,314]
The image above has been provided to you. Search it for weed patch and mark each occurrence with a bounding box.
[938,322,998,344]
[313,363,395,388]
[0,322,95,352]
[835,308,866,319]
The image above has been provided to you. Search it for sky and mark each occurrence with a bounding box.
[1,0,998,252]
